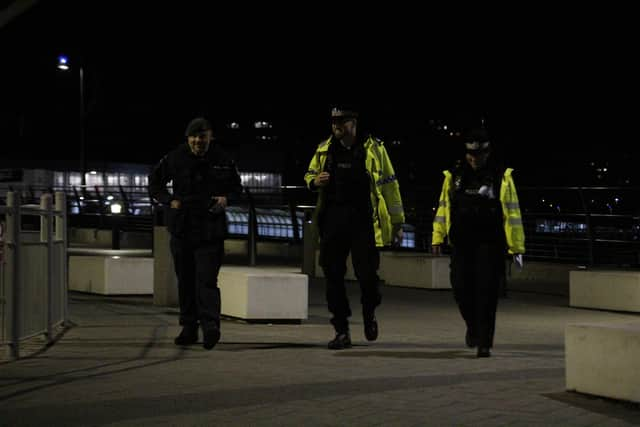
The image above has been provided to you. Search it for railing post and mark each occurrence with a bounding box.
[72,186,82,214]
[7,192,21,359]
[55,192,69,327]
[287,198,300,243]
[245,187,258,266]
[577,187,595,266]
[40,193,54,344]
[95,185,107,216]
[119,184,131,215]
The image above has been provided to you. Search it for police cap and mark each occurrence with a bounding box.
[463,127,491,153]
[330,104,359,120]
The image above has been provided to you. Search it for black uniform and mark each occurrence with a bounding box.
[149,143,241,332]
[448,161,505,349]
[318,138,380,334]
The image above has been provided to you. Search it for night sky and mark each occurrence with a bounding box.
[1,1,638,187]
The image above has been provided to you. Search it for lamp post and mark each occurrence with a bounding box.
[57,55,86,187]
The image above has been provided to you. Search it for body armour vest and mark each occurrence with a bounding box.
[325,140,370,208]
[449,163,504,245]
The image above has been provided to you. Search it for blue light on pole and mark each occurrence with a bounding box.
[57,55,69,70]
[56,54,87,187]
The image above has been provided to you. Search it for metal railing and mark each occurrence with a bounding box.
[150,185,313,265]
[0,184,152,216]
[11,183,639,267]
[401,185,640,267]
[517,186,640,266]
[0,192,68,359]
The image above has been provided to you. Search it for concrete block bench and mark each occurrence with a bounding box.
[218,266,308,322]
[69,254,153,295]
[379,252,451,289]
[570,270,640,312]
[566,321,640,403]
[314,250,451,289]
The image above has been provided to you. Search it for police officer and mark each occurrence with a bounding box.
[304,105,405,349]
[149,117,242,350]
[432,127,525,357]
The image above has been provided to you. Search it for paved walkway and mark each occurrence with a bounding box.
[1,279,639,426]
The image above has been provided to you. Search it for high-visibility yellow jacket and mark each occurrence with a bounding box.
[432,168,525,254]
[304,136,405,247]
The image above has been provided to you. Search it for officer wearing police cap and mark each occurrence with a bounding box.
[432,124,525,357]
[305,104,405,350]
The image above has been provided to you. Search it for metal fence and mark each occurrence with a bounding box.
[518,186,640,266]
[0,184,151,216]
[0,192,68,359]
[8,183,640,268]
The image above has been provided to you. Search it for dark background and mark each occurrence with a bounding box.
[1,1,638,188]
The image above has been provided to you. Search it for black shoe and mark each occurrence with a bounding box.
[202,326,221,350]
[465,329,477,348]
[174,325,198,346]
[328,332,352,350]
[364,316,378,341]
[477,347,491,358]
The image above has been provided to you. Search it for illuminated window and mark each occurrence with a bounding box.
[54,172,65,187]
[133,175,147,186]
[106,174,118,186]
[86,172,103,186]
[68,173,82,186]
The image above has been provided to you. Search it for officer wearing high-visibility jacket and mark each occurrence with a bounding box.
[432,127,525,358]
[304,105,405,350]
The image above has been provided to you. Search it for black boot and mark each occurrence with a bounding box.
[465,329,477,348]
[174,325,199,346]
[364,315,378,342]
[328,331,352,350]
[202,324,221,350]
[477,347,491,358]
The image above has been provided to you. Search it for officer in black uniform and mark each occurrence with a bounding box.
[149,117,242,350]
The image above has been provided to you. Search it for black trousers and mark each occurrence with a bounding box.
[170,236,224,330]
[450,243,504,348]
[319,205,381,333]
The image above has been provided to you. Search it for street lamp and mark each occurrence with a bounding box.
[57,55,86,187]
[110,203,122,214]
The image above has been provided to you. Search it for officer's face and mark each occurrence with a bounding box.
[187,131,213,157]
[331,117,357,140]
[466,149,490,170]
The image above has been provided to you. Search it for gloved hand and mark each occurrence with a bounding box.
[314,172,331,187]
[513,254,524,271]
[391,223,403,247]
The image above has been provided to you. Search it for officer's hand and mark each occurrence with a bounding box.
[314,172,330,187]
[513,254,524,270]
[391,224,403,247]
[212,196,227,208]
[432,245,442,255]
[170,199,181,209]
